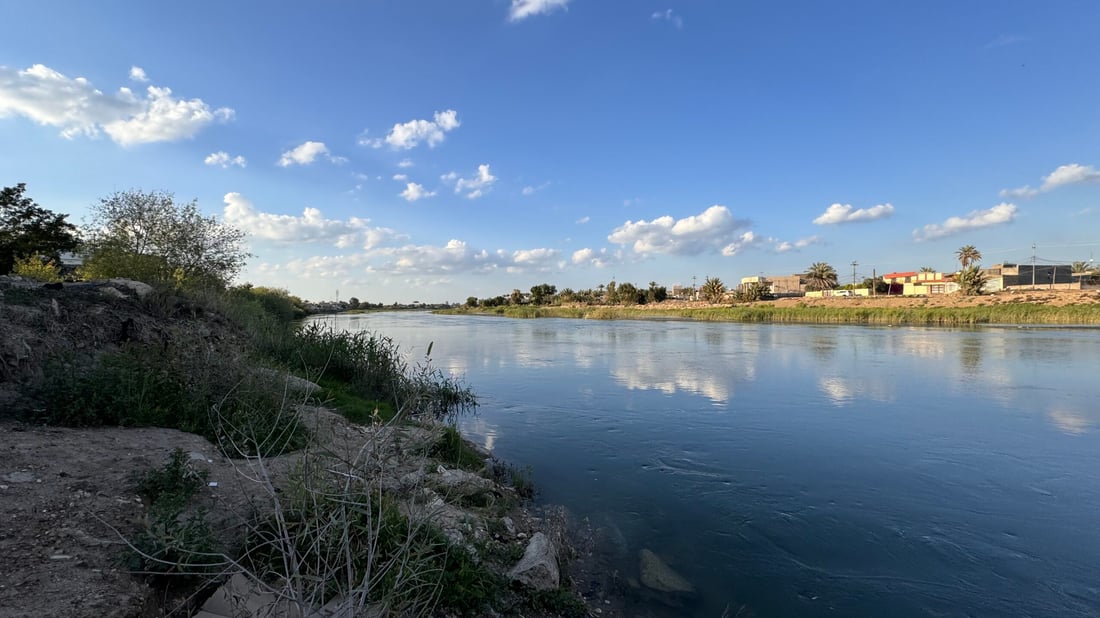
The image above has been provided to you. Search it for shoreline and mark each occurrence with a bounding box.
[437,290,1100,326]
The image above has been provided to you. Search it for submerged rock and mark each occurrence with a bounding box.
[508,531,560,590]
[638,548,695,594]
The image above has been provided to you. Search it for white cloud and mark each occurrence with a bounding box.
[576,216,590,224]
[397,158,414,168]
[509,0,570,21]
[392,173,408,181]
[277,141,344,167]
[450,164,497,199]
[286,239,560,278]
[1000,163,1100,199]
[913,202,1018,241]
[0,64,234,145]
[204,151,246,168]
[650,9,683,28]
[608,205,751,256]
[999,185,1039,199]
[774,235,821,253]
[721,231,762,256]
[365,109,460,150]
[572,247,619,268]
[128,66,148,83]
[400,182,436,202]
[522,181,550,196]
[813,202,894,225]
[222,192,398,249]
[985,34,1026,49]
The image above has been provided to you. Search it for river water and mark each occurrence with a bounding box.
[317,312,1100,616]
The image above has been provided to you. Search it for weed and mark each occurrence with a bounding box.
[527,588,589,617]
[136,448,207,514]
[431,425,485,471]
[126,450,221,582]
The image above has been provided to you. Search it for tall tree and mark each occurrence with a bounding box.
[529,283,557,305]
[81,189,249,289]
[804,262,838,291]
[919,266,936,273]
[700,276,726,303]
[955,245,982,270]
[0,183,79,275]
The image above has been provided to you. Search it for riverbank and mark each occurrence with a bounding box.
[0,276,604,617]
[440,289,1100,325]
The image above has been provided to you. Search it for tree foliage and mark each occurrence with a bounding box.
[529,283,557,305]
[733,281,772,302]
[957,266,986,295]
[81,189,249,289]
[12,254,62,282]
[700,276,726,303]
[804,262,838,291]
[0,183,79,275]
[955,245,982,270]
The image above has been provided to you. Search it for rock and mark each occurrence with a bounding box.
[502,516,516,535]
[107,278,154,299]
[508,532,560,590]
[254,367,321,395]
[4,471,37,483]
[98,286,126,299]
[433,466,495,496]
[638,548,695,594]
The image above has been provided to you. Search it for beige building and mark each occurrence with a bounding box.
[881,271,959,295]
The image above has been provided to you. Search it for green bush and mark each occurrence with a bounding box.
[127,449,221,581]
[430,425,485,471]
[12,254,62,282]
[36,344,308,457]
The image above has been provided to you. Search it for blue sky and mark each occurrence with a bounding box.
[2,1,1099,302]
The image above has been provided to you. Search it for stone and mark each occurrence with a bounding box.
[4,471,37,483]
[638,548,695,594]
[434,466,495,496]
[508,532,560,590]
[98,286,126,299]
[108,278,154,299]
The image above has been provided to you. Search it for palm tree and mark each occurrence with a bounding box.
[958,266,987,295]
[700,276,726,303]
[919,266,936,273]
[956,245,982,270]
[804,262,838,291]
[1072,260,1094,288]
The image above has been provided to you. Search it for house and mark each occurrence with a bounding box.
[985,263,1080,291]
[881,271,959,295]
[740,274,804,297]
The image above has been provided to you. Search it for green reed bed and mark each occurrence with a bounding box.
[442,302,1100,326]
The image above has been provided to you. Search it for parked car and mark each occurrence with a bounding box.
[834,289,853,297]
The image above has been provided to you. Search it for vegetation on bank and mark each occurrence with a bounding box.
[1,184,582,616]
[441,300,1100,325]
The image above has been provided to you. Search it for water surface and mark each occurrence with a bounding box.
[317,312,1100,616]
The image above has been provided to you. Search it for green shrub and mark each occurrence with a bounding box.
[127,449,221,581]
[136,448,207,514]
[11,254,62,282]
[431,426,485,471]
[36,344,308,457]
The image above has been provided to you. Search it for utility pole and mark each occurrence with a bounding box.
[1031,243,1036,289]
[692,274,697,300]
[851,261,859,287]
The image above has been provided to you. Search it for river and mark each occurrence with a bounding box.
[315,311,1100,617]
